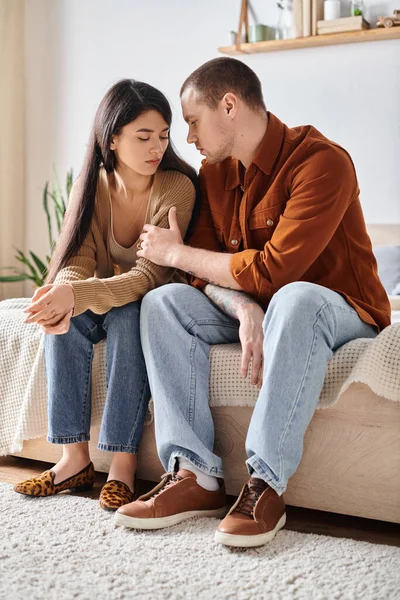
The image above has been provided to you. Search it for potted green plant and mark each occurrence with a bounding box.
[0,169,73,287]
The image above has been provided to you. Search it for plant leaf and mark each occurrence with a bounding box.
[29,251,47,278]
[52,167,66,216]
[43,182,54,250]
[0,273,34,282]
[66,169,73,199]
[15,250,42,286]
[50,192,63,232]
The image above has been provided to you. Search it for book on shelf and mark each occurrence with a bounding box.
[311,0,324,36]
[317,16,370,34]
[302,0,311,37]
[293,0,303,38]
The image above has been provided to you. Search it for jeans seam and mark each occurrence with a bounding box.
[127,373,150,448]
[184,318,238,332]
[277,300,330,484]
[188,337,197,427]
[81,346,93,434]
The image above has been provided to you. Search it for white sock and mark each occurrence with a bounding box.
[178,457,219,491]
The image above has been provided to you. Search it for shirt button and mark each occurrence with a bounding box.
[240,185,244,192]
[231,239,239,246]
[267,219,274,227]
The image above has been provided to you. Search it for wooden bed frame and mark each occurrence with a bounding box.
[13,225,400,524]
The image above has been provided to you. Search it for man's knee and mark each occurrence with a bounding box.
[265,282,327,328]
[140,283,196,325]
[142,283,184,311]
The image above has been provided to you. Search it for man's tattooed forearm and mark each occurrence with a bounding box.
[204,284,256,320]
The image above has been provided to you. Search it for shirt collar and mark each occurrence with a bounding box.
[224,160,243,191]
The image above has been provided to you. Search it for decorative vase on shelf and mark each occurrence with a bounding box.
[324,0,341,20]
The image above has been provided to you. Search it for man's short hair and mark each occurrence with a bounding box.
[180,57,266,112]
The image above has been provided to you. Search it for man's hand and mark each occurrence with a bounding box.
[137,206,183,266]
[23,283,75,329]
[237,303,265,386]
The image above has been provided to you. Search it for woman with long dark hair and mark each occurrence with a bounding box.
[14,79,197,510]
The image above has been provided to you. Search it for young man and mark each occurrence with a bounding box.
[114,58,390,547]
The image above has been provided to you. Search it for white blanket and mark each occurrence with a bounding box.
[1,297,399,456]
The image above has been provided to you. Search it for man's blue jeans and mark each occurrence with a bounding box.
[139,282,377,495]
[44,302,150,454]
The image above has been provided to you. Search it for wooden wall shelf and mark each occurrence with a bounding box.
[218,27,400,55]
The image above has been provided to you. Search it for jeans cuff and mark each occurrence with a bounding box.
[246,455,286,496]
[47,434,90,445]
[169,451,224,478]
[97,443,139,454]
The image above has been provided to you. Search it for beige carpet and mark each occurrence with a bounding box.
[1,483,399,600]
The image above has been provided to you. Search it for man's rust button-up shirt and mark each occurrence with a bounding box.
[188,112,390,331]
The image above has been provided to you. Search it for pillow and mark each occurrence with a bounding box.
[373,246,400,295]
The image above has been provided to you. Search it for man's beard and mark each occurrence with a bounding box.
[206,134,234,164]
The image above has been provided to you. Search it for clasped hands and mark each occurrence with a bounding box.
[23,283,75,335]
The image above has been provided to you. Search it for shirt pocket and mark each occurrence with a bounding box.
[248,202,285,245]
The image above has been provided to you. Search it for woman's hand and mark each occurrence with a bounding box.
[41,309,73,335]
[23,283,75,328]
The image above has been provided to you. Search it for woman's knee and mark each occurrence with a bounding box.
[108,300,140,320]
[104,302,142,334]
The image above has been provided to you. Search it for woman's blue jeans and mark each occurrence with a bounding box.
[140,282,377,494]
[44,301,150,454]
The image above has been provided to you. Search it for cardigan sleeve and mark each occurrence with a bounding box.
[69,172,196,315]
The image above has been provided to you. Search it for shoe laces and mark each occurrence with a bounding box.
[152,472,182,499]
[235,478,269,518]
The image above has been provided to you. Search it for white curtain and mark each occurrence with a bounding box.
[0,0,25,300]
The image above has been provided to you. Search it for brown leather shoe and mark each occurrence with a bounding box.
[99,480,135,511]
[13,462,95,497]
[215,477,286,547]
[114,469,227,530]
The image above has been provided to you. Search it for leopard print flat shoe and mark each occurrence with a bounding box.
[99,480,135,511]
[13,462,95,497]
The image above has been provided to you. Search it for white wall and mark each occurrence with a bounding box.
[24,0,400,271]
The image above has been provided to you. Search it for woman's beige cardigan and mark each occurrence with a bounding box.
[54,168,196,316]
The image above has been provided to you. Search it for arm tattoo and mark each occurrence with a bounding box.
[204,283,256,320]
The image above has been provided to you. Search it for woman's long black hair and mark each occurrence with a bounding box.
[47,79,199,283]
